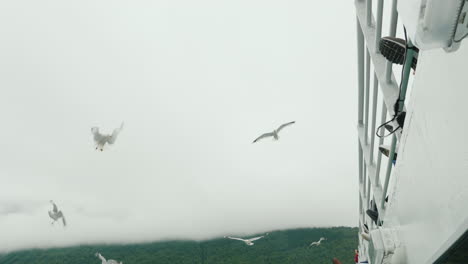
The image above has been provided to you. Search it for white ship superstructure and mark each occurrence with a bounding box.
[355,0,468,263]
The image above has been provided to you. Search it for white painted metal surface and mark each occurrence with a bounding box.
[384,42,468,263]
[398,0,466,51]
[355,0,468,263]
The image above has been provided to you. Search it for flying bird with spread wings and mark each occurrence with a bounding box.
[48,200,66,227]
[253,121,295,143]
[91,122,124,151]
[224,235,266,246]
[309,237,326,247]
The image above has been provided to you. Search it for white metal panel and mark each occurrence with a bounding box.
[398,0,462,50]
[384,42,468,263]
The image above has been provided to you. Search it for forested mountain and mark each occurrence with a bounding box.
[0,227,358,264]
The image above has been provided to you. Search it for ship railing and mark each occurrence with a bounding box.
[355,0,415,254]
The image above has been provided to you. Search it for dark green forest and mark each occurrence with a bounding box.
[0,227,358,264]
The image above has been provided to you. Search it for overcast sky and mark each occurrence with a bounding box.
[0,0,359,252]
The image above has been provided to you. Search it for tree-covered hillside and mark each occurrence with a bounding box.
[0,227,358,264]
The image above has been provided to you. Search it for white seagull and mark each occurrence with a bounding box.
[309,237,326,247]
[91,122,124,151]
[252,121,295,143]
[96,252,123,264]
[48,200,66,227]
[224,235,265,246]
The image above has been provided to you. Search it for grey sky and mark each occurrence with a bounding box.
[0,0,358,252]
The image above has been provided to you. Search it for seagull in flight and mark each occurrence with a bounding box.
[253,121,295,143]
[224,235,266,246]
[95,252,123,264]
[309,237,326,247]
[48,200,66,227]
[91,122,124,151]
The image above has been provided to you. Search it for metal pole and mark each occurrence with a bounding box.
[366,0,373,27]
[366,177,371,211]
[374,0,384,51]
[382,134,397,210]
[398,39,416,110]
[364,50,371,143]
[357,19,365,125]
[370,74,378,164]
[375,102,387,185]
[381,39,414,208]
[381,39,416,208]
[363,163,367,195]
[385,0,398,82]
[359,142,363,184]
[359,191,363,214]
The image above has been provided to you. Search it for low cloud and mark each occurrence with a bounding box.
[0,200,42,216]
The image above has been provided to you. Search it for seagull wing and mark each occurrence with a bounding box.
[61,213,67,226]
[253,132,275,143]
[52,202,58,213]
[276,121,295,133]
[226,236,246,242]
[96,253,106,262]
[248,236,264,242]
[310,242,318,246]
[48,211,55,220]
[91,127,106,143]
[108,123,124,144]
